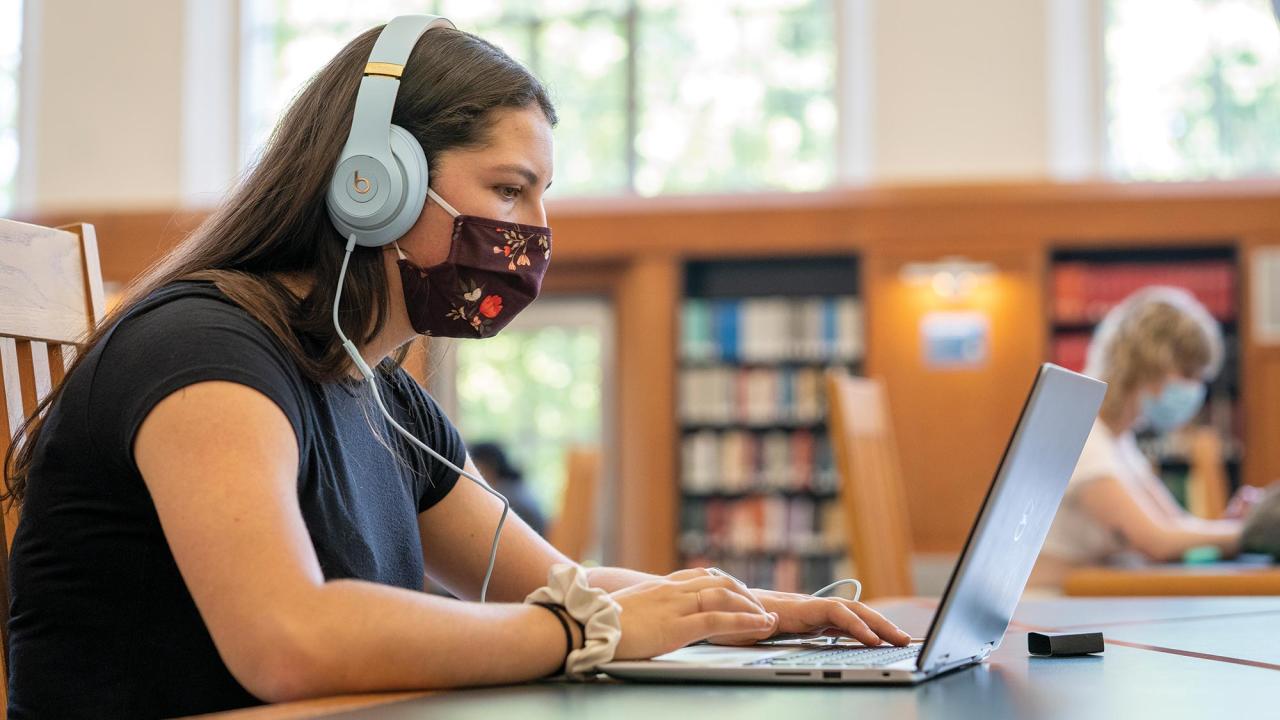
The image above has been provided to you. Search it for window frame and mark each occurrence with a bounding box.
[433,295,618,560]
[1094,0,1280,182]
[3,0,36,214]
[234,0,865,199]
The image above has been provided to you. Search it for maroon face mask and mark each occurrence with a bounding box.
[396,188,551,338]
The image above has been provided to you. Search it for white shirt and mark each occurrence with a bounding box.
[1041,419,1155,564]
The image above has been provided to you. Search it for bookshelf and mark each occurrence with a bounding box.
[1048,245,1242,502]
[677,256,862,592]
[37,183,1280,570]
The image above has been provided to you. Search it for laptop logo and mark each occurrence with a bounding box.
[1013,500,1034,542]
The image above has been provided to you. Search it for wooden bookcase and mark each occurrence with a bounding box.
[29,181,1280,573]
[676,256,861,592]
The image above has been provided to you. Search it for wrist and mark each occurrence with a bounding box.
[530,603,578,677]
[526,563,623,679]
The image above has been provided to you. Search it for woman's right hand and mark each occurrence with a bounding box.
[610,570,778,660]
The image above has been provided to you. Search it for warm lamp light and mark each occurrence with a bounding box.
[901,256,996,299]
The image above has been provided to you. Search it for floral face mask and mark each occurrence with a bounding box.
[395,187,551,338]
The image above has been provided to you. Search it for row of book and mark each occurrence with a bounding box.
[681,297,864,363]
[679,495,845,557]
[681,429,839,495]
[1049,332,1091,374]
[680,555,851,595]
[678,365,830,427]
[1051,261,1236,324]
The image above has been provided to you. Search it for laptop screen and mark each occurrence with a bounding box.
[914,363,1106,673]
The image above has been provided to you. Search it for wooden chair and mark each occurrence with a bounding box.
[547,447,600,562]
[1185,427,1229,520]
[0,218,106,700]
[824,371,915,600]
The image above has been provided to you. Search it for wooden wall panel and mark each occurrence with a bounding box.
[22,210,205,287]
[864,241,1047,552]
[1251,356,1280,488]
[1241,236,1280,489]
[20,180,1280,563]
[612,257,680,573]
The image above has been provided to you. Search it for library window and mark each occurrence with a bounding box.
[240,0,837,197]
[0,0,22,214]
[452,298,611,536]
[1105,0,1280,180]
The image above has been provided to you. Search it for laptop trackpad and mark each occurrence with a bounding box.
[653,645,791,665]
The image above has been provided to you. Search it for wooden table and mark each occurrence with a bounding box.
[1063,563,1280,596]
[191,597,1280,720]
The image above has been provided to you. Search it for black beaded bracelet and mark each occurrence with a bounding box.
[533,602,573,677]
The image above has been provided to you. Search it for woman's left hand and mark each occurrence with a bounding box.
[1223,484,1266,520]
[709,587,913,648]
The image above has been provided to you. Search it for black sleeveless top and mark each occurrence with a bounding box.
[7,282,465,718]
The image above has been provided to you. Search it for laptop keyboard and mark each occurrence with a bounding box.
[750,644,922,668]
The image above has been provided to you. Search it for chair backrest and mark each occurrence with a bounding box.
[0,218,105,687]
[824,370,915,599]
[1186,426,1229,520]
[547,447,600,562]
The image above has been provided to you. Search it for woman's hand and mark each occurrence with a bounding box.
[610,569,778,660]
[715,587,913,648]
[1223,484,1266,520]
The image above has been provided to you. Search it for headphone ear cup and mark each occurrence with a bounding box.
[380,124,429,244]
[326,125,427,247]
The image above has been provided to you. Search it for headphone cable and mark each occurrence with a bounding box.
[334,234,510,602]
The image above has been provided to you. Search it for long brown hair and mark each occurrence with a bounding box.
[3,25,557,506]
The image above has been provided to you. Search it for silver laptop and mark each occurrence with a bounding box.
[602,363,1106,685]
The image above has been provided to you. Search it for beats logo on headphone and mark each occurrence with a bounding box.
[352,171,373,196]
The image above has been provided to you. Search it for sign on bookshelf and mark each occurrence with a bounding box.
[1253,246,1280,345]
[921,311,990,369]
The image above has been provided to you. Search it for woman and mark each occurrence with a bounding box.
[2,19,907,718]
[1033,286,1245,589]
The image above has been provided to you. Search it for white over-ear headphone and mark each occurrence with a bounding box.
[326,16,511,603]
[326,15,454,248]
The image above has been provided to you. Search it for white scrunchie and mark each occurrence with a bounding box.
[525,563,622,679]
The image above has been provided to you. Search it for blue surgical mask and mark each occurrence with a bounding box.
[1141,380,1206,433]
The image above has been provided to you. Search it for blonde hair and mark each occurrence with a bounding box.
[1084,286,1224,422]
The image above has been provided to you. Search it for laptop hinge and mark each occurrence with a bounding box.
[922,654,983,676]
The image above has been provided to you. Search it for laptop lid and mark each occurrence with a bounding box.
[915,363,1106,675]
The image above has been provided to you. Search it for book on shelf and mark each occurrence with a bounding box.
[1050,332,1091,373]
[679,495,845,558]
[680,429,837,496]
[679,274,862,592]
[678,365,829,427]
[679,552,851,596]
[1051,260,1236,324]
[680,495,848,593]
[681,296,864,363]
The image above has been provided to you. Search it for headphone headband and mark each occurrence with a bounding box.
[328,15,455,248]
[343,15,454,159]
